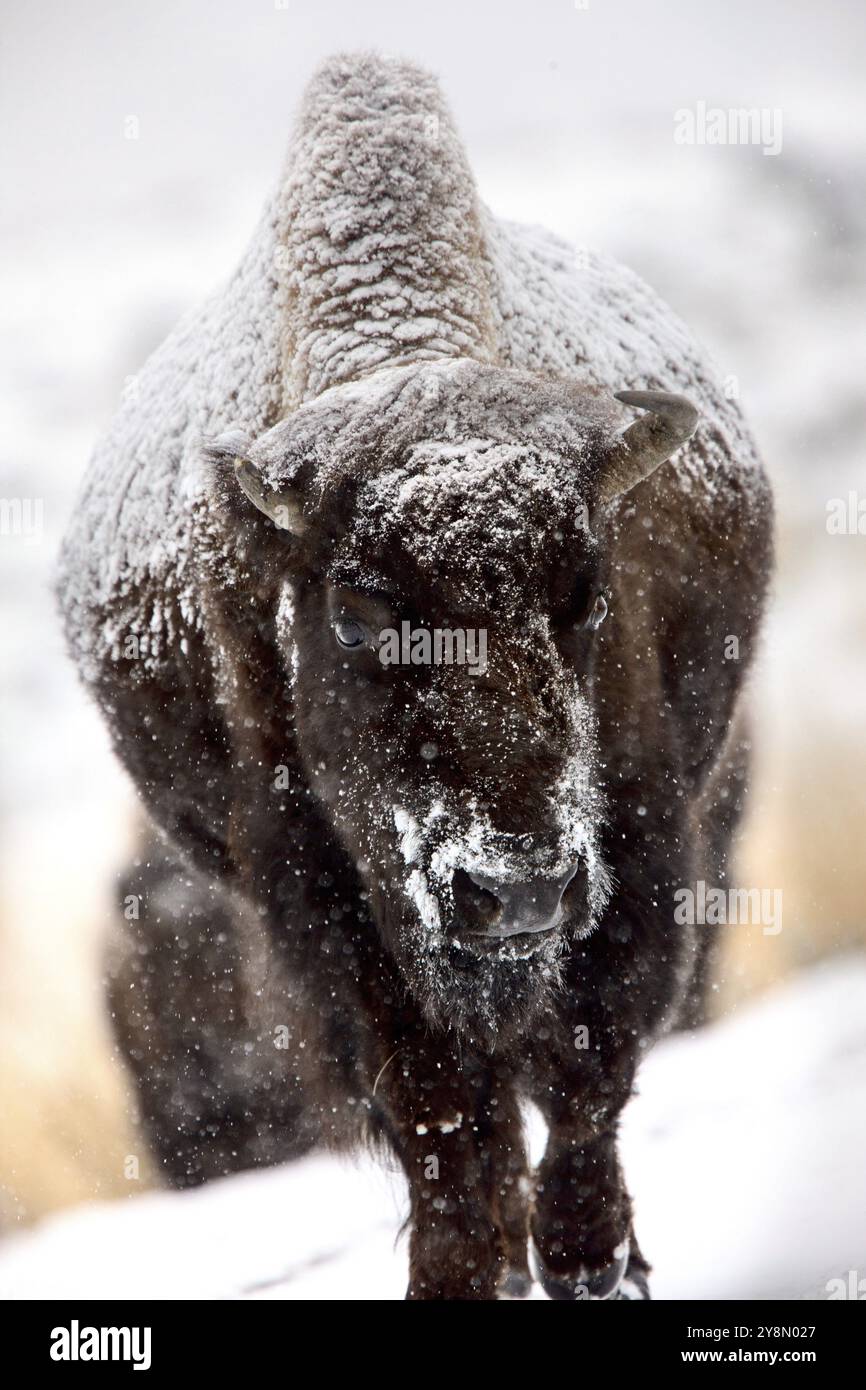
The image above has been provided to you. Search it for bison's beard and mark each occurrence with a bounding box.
[389,913,567,1050]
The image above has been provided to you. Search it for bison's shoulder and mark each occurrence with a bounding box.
[487,214,764,517]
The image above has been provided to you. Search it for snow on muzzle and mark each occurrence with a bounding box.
[393,791,611,953]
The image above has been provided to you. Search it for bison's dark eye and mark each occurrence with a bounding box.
[586,594,608,631]
[334,617,366,649]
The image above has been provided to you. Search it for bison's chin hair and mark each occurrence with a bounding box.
[378,895,571,1051]
[406,935,567,1052]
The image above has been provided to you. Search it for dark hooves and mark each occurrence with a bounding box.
[498,1267,534,1300]
[616,1262,652,1300]
[533,1239,631,1301]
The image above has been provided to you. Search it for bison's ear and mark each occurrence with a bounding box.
[594,390,699,507]
[202,430,309,536]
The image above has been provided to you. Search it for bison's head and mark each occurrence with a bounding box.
[207,361,697,1044]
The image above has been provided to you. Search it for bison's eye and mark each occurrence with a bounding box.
[586,594,608,631]
[334,617,366,649]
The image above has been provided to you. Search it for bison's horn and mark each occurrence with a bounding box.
[595,390,699,507]
[202,431,308,535]
[234,459,309,535]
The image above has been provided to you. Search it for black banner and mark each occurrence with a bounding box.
[3,1297,860,1374]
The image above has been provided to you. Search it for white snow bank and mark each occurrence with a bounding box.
[1,956,864,1301]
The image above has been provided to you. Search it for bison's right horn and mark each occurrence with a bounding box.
[202,431,308,536]
[595,390,699,507]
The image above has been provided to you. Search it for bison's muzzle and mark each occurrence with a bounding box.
[452,860,582,950]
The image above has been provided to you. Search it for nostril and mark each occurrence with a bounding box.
[561,859,587,910]
[451,868,502,931]
[560,859,582,893]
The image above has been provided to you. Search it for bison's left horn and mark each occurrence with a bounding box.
[595,390,699,507]
[203,431,308,535]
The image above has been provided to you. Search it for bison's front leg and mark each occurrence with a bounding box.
[479,1073,533,1297]
[528,838,691,1299]
[375,1043,511,1300]
[528,1009,646,1300]
[405,1124,504,1301]
[531,1120,648,1300]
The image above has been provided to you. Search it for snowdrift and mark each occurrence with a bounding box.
[1,957,864,1301]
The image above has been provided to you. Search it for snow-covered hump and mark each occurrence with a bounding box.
[274,52,497,405]
[57,50,762,685]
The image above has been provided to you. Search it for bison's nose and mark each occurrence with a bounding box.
[452,863,581,939]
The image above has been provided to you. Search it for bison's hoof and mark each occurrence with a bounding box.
[616,1261,652,1300]
[532,1239,630,1301]
[498,1267,533,1300]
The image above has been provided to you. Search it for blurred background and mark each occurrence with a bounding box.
[1,0,865,1294]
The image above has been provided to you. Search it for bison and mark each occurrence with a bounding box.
[58,52,772,1299]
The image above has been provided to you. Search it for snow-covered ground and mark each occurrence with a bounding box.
[2,957,863,1301]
